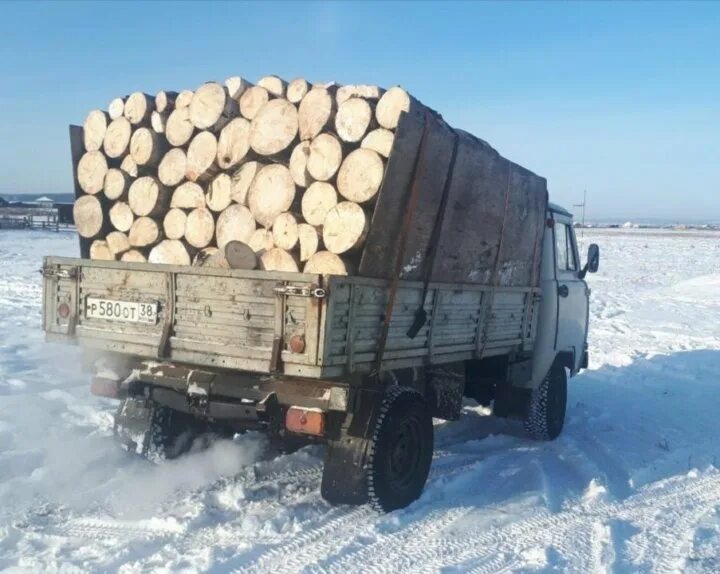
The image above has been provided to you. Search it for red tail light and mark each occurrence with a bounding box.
[286,407,325,436]
[57,303,71,319]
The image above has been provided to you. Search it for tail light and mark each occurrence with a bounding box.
[57,302,71,319]
[90,378,121,399]
[286,406,325,436]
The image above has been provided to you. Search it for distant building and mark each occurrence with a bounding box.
[0,196,7,207]
[33,196,55,208]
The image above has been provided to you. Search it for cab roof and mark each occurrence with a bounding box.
[548,202,573,218]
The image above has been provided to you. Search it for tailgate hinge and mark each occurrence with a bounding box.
[274,285,326,299]
[41,266,77,280]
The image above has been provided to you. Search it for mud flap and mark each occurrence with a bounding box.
[114,397,153,455]
[321,435,372,505]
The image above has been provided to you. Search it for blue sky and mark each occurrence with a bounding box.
[0,1,718,220]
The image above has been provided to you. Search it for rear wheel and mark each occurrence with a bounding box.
[523,363,567,441]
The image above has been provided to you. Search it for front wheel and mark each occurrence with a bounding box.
[523,363,567,441]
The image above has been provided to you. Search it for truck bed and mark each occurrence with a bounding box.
[43,257,539,379]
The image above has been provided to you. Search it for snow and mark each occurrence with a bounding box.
[2,228,720,572]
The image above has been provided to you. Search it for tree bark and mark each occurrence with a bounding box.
[205,172,233,212]
[335,98,375,143]
[109,201,134,233]
[322,201,368,254]
[287,77,310,104]
[128,176,168,217]
[217,117,251,169]
[165,107,195,147]
[259,248,299,272]
[121,249,147,263]
[224,241,258,270]
[336,148,384,203]
[215,204,256,250]
[163,208,187,240]
[130,127,167,166]
[74,195,104,238]
[90,239,115,260]
[271,212,298,250]
[83,109,110,152]
[361,128,395,158]
[103,168,129,200]
[257,75,287,98]
[306,133,343,181]
[230,160,265,206]
[248,228,274,253]
[158,148,187,187]
[186,131,220,182]
[149,239,191,265]
[301,181,338,226]
[77,151,108,194]
[303,251,351,275]
[298,87,335,141]
[103,117,132,159]
[129,216,162,247]
[184,207,215,248]
[106,230,131,257]
[247,164,296,228]
[171,181,205,209]
[189,82,238,131]
[289,140,312,187]
[124,92,154,125]
[298,223,319,262]
[249,99,298,156]
[239,86,270,120]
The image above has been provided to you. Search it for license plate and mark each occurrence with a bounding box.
[85,297,158,324]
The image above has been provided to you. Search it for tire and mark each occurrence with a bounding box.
[523,363,567,441]
[367,387,434,512]
[147,405,205,459]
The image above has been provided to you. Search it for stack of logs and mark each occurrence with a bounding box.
[73,75,414,275]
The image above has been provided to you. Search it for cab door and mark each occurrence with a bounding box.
[552,216,589,373]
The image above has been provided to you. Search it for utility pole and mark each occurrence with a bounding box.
[573,189,587,241]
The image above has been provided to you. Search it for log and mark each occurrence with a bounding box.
[129,216,162,247]
[322,201,368,254]
[103,117,132,158]
[247,164,296,228]
[90,240,115,261]
[184,207,215,248]
[74,195,104,238]
[259,248,299,272]
[257,75,287,98]
[108,97,125,120]
[249,99,298,156]
[105,231,131,256]
[289,141,312,187]
[150,110,166,133]
[298,223,319,262]
[287,78,310,104]
[120,155,138,177]
[163,208,187,240]
[165,107,195,147]
[306,133,343,181]
[83,109,109,152]
[103,168,129,200]
[186,131,219,182]
[77,151,108,194]
[336,148,384,203]
[272,212,298,251]
[376,86,412,129]
[149,239,191,266]
[124,92,154,125]
[336,84,384,105]
[248,228,274,253]
[155,90,178,113]
[361,128,394,158]
[189,82,238,131]
[239,86,269,120]
[171,181,205,209]
[206,172,233,212]
[298,87,335,141]
[335,98,374,143]
[158,148,187,187]
[230,160,264,205]
[224,241,257,270]
[192,246,219,266]
[301,181,338,226]
[225,76,252,101]
[304,251,350,275]
[217,117,251,169]
[129,127,167,166]
[128,176,168,217]
[109,201,134,232]
[121,249,147,263]
[215,204,256,250]
[175,90,194,109]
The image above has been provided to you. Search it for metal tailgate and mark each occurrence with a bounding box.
[42,257,325,375]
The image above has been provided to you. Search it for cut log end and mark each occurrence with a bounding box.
[322,201,368,254]
[103,117,132,159]
[190,82,238,130]
[248,228,274,253]
[90,240,115,261]
[124,92,153,125]
[165,107,195,147]
[272,212,299,251]
[247,164,296,228]
[249,99,298,156]
[184,207,215,248]
[307,133,343,182]
[298,88,335,141]
[217,117,251,169]
[289,141,312,188]
[230,160,264,206]
[128,176,167,217]
[335,98,374,143]
[298,223,319,262]
[74,195,104,238]
[239,86,269,121]
[129,216,161,247]
[259,248,299,273]
[206,172,233,212]
[171,181,205,209]
[103,168,129,201]
[301,181,338,227]
[108,97,125,120]
[216,204,256,250]
[121,249,147,263]
[77,151,108,195]
[224,241,258,270]
[361,128,395,158]
[83,109,109,152]
[287,77,310,104]
[105,231,131,257]
[163,208,188,240]
[376,86,411,129]
[109,201,134,233]
[149,239,191,266]
[337,148,384,203]
[303,251,351,276]
[158,148,187,187]
[257,75,287,98]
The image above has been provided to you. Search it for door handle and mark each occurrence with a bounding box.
[558,284,569,298]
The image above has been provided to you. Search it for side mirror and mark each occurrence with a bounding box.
[579,243,600,278]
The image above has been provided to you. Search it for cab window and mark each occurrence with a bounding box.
[554,221,578,272]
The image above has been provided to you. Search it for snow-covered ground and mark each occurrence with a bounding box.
[1,228,720,573]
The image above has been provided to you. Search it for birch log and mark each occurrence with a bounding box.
[77,151,108,194]
[74,195,104,238]
[149,239,191,265]
[90,240,114,260]
[247,164,296,228]
[249,99,298,156]
[186,131,219,182]
[298,223,319,262]
[289,140,312,188]
[217,117,251,169]
[335,98,374,143]
[301,181,338,226]
[128,176,168,217]
[272,212,298,250]
[336,148,384,203]
[165,107,195,147]
[230,160,264,205]
[129,217,162,247]
[184,207,215,248]
[130,127,166,166]
[83,110,109,152]
[124,92,154,125]
[189,82,238,131]
[215,204,256,250]
[298,87,335,141]
[287,78,310,104]
[171,181,205,209]
[259,248,299,272]
[163,208,187,240]
[109,201,134,232]
[205,172,233,212]
[121,249,147,263]
[158,148,187,187]
[239,86,269,120]
[306,133,343,181]
[361,128,394,158]
[323,202,368,254]
[103,168,129,200]
[103,117,132,158]
[304,251,350,275]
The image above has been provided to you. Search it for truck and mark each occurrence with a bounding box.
[44,84,599,511]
